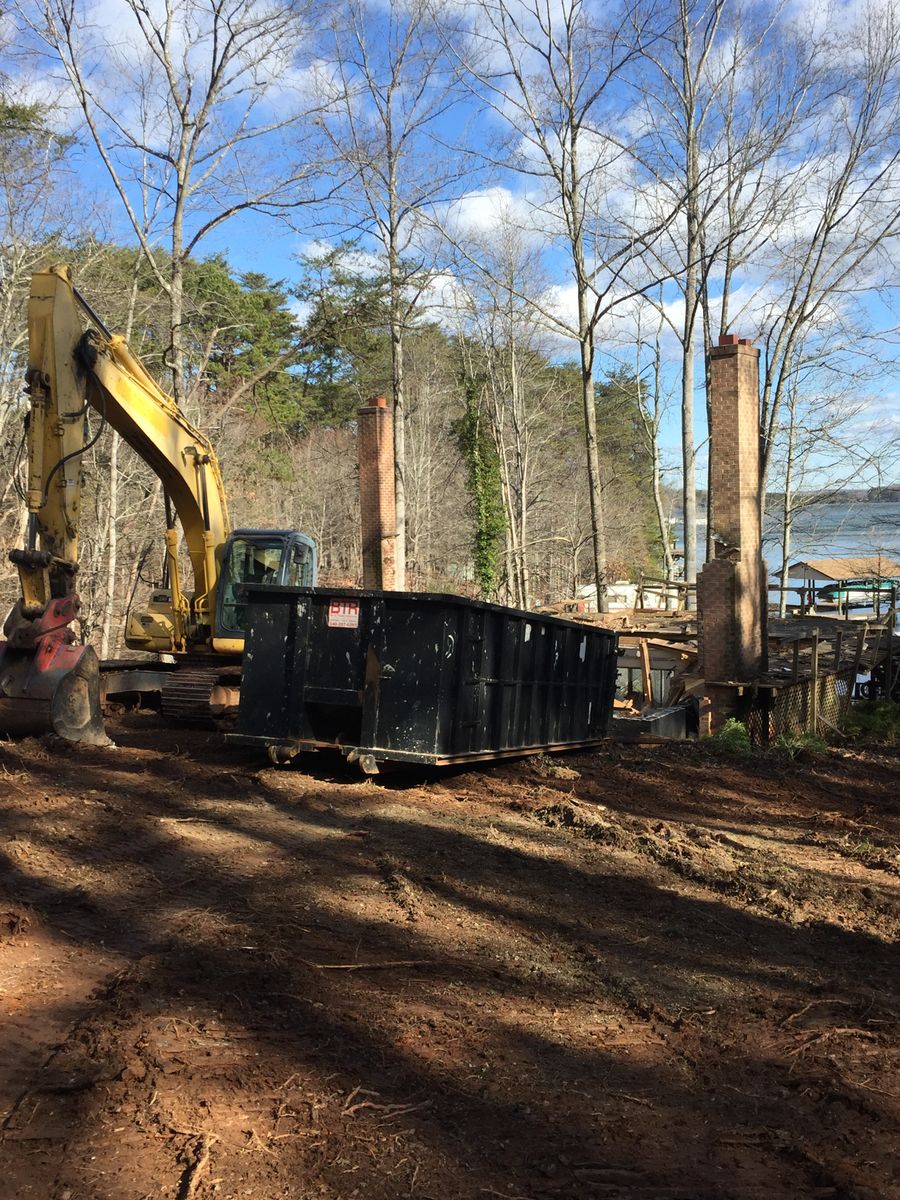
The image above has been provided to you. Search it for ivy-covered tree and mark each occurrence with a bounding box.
[455,377,506,599]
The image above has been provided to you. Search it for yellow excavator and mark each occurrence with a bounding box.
[0,265,316,744]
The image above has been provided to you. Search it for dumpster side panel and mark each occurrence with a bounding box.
[369,598,444,754]
[440,604,617,758]
[232,587,619,765]
[236,589,299,742]
[300,593,367,745]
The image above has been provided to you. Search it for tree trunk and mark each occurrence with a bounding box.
[649,348,675,609]
[169,256,185,406]
[778,401,796,618]
[680,0,700,607]
[681,151,699,603]
[577,295,608,612]
[510,345,530,608]
[389,245,406,590]
[99,275,140,657]
[681,335,697,602]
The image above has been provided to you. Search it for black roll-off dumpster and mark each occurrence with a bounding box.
[228,587,618,770]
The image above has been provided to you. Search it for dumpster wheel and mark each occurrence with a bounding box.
[346,748,379,775]
[268,743,300,766]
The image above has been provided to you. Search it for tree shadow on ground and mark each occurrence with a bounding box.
[0,720,898,1200]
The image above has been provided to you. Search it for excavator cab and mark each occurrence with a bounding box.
[216,530,317,639]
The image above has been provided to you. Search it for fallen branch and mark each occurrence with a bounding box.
[300,959,428,972]
[342,1085,380,1112]
[601,1092,654,1108]
[159,817,216,825]
[344,1098,431,1120]
[848,1076,900,1100]
[480,1190,536,1200]
[825,1056,900,1101]
[787,1027,878,1057]
[780,999,855,1027]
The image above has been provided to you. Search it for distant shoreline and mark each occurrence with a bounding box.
[671,493,900,512]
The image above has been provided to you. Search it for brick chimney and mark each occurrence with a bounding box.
[358,396,396,590]
[697,335,767,686]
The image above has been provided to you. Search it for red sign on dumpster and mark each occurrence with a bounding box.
[326,598,360,629]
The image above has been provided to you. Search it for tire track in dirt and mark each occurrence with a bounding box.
[529,797,900,940]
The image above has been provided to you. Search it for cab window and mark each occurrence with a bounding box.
[285,541,313,587]
[219,538,285,633]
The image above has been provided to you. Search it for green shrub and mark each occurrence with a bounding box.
[843,700,900,746]
[773,730,828,758]
[703,718,752,756]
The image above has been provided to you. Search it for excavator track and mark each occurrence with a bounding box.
[160,663,241,726]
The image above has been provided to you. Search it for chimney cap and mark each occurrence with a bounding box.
[718,333,755,349]
[366,395,388,408]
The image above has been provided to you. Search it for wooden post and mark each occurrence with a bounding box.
[791,639,801,682]
[878,624,892,700]
[842,624,867,720]
[833,630,843,671]
[638,638,654,708]
[810,631,819,733]
[870,624,887,698]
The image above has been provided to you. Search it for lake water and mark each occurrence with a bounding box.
[761,500,900,569]
[675,499,900,611]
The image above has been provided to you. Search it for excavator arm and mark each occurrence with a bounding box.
[0,264,232,741]
[79,316,232,648]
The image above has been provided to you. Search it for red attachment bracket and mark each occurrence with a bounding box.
[32,596,84,676]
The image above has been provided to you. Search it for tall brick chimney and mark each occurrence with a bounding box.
[697,335,767,685]
[358,396,396,590]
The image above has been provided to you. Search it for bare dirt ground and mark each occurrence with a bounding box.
[1,717,898,1200]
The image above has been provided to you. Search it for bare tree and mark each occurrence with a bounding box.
[768,359,900,616]
[0,85,97,610]
[453,0,675,611]
[639,0,900,576]
[631,295,676,599]
[402,329,468,590]
[451,214,563,607]
[754,0,900,496]
[29,0,332,404]
[315,0,470,588]
[632,0,818,590]
[638,0,726,598]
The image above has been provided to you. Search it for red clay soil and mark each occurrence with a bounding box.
[0,716,898,1200]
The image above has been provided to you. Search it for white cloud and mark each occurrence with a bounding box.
[440,185,539,239]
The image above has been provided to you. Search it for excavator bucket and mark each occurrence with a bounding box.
[0,598,109,746]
